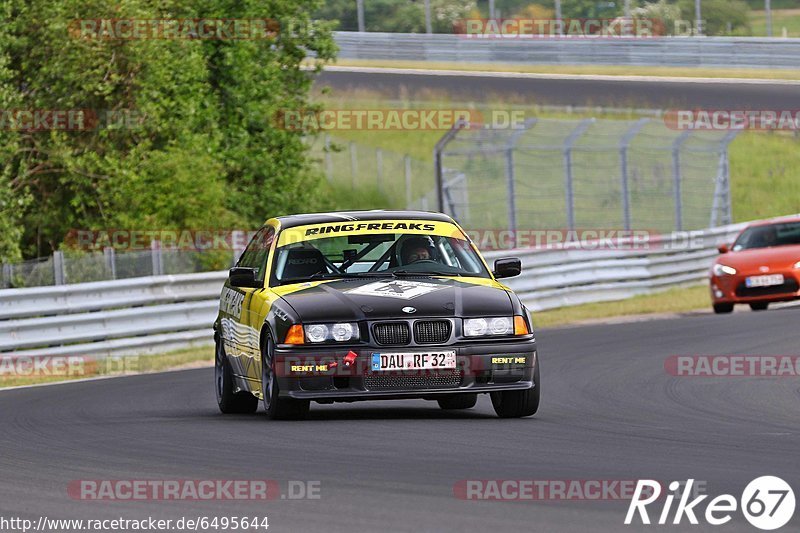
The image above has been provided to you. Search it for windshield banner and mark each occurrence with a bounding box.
[277,220,467,247]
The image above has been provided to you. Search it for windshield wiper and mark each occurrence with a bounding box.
[279,271,396,285]
[392,270,463,277]
[278,272,347,285]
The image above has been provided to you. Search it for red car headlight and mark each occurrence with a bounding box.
[712,264,737,276]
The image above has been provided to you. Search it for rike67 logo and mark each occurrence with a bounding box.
[625,477,795,530]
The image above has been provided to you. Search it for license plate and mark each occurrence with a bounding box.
[371,351,456,371]
[746,274,784,288]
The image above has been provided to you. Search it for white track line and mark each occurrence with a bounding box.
[322,65,800,86]
[0,363,212,393]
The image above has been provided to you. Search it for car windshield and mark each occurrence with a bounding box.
[732,222,800,251]
[271,220,490,285]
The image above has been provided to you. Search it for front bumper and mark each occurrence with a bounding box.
[273,338,538,401]
[710,271,800,304]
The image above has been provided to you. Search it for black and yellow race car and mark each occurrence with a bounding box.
[213,210,540,419]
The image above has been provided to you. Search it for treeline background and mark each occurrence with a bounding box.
[0,0,336,262]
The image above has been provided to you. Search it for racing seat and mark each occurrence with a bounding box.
[282,248,327,279]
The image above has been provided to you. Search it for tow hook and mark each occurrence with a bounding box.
[343,351,358,367]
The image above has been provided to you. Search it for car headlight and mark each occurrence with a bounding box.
[331,322,355,342]
[464,317,515,337]
[305,324,329,343]
[304,323,359,343]
[794,260,800,269]
[712,264,737,276]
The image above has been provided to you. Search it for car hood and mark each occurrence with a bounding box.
[277,277,513,323]
[717,245,800,271]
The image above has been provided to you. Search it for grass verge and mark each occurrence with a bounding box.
[326,59,800,81]
[532,284,711,329]
[729,132,800,221]
[748,9,800,38]
[0,345,213,389]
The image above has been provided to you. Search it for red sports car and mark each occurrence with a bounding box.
[710,217,800,313]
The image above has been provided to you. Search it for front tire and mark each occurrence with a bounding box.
[215,337,258,414]
[261,333,310,420]
[749,302,769,311]
[437,393,477,410]
[491,363,540,418]
[713,303,734,314]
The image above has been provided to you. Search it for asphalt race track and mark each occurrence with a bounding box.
[1,307,798,532]
[315,68,800,109]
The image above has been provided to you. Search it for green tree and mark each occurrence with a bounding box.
[0,0,25,261]
[0,0,336,260]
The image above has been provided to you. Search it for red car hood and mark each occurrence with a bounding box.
[717,245,800,272]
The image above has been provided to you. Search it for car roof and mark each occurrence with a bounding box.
[273,210,455,229]
[744,216,800,229]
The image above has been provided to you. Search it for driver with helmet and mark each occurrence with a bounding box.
[400,236,438,265]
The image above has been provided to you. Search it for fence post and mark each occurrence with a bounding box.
[434,118,466,214]
[671,131,692,232]
[324,134,333,182]
[103,246,117,280]
[504,148,517,238]
[151,240,163,276]
[710,131,739,227]
[53,251,65,285]
[2,263,10,288]
[563,119,595,231]
[504,119,537,246]
[376,148,383,194]
[349,142,357,190]
[619,118,649,231]
[404,155,412,208]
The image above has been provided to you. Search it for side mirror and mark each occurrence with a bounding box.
[493,257,522,279]
[229,267,262,288]
[717,244,730,254]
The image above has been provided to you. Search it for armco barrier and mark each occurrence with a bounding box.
[334,32,800,70]
[0,218,786,358]
[483,223,750,311]
[0,272,226,359]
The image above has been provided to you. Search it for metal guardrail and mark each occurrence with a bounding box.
[334,32,800,69]
[0,271,227,321]
[3,217,793,358]
[483,224,747,311]
[0,272,226,358]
